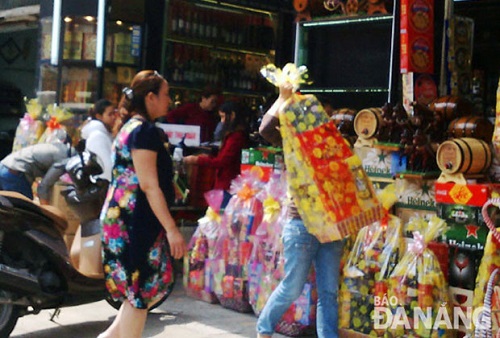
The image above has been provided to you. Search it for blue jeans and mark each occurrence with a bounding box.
[256,218,344,337]
[0,164,33,199]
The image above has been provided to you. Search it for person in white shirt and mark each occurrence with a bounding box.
[80,99,117,182]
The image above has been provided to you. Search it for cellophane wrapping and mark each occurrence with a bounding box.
[386,216,451,337]
[212,172,264,312]
[247,173,317,337]
[339,214,404,336]
[183,189,226,304]
[473,232,500,336]
[12,99,45,151]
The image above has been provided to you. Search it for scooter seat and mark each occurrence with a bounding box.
[0,191,68,233]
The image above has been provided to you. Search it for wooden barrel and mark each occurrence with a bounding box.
[331,108,357,135]
[447,115,494,142]
[436,137,492,174]
[429,96,473,121]
[353,108,383,139]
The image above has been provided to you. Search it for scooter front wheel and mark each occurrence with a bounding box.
[0,290,20,338]
[105,278,175,311]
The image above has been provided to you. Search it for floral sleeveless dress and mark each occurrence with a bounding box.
[100,117,174,309]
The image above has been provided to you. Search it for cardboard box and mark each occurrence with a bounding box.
[400,0,434,74]
[395,177,436,209]
[436,203,484,226]
[441,223,488,250]
[395,206,437,229]
[448,246,483,290]
[354,147,403,179]
[402,72,438,114]
[241,147,281,167]
[434,182,500,207]
[240,148,283,182]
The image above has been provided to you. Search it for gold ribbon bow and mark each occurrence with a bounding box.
[199,206,221,224]
[237,184,257,201]
[263,196,281,223]
[260,63,312,92]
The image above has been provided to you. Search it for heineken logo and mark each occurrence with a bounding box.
[363,165,391,174]
[405,197,435,208]
[450,210,470,223]
[465,224,479,239]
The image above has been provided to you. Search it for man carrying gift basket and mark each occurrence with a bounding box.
[256,64,383,338]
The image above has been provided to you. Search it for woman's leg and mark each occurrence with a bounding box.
[97,301,125,338]
[97,300,147,338]
[118,300,148,338]
[314,239,344,338]
[256,219,316,336]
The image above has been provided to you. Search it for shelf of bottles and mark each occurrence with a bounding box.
[163,0,277,100]
[102,21,142,105]
[39,16,141,110]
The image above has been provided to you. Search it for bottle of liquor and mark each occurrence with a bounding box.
[170,2,179,34]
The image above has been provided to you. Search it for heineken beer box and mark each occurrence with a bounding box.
[354,147,404,179]
[435,182,500,207]
[395,177,436,210]
[241,147,282,182]
[437,203,489,249]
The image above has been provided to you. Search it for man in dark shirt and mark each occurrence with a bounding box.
[164,87,221,143]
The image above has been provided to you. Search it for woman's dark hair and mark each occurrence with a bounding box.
[200,85,221,100]
[219,100,248,144]
[89,99,112,119]
[123,70,165,120]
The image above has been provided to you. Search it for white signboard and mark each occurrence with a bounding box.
[156,123,201,147]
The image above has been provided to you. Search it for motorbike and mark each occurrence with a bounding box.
[0,143,173,337]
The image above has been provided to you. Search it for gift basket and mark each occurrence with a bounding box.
[473,198,500,337]
[386,216,451,337]
[260,63,384,244]
[339,184,404,336]
[212,172,264,312]
[35,104,75,144]
[183,190,226,304]
[247,173,317,337]
[12,98,45,152]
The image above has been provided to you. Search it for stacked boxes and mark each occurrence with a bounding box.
[434,181,499,336]
[394,177,437,228]
[400,0,437,113]
[400,0,435,74]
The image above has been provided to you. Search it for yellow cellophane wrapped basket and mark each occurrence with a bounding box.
[260,63,383,242]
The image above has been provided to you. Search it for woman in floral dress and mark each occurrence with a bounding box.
[98,70,187,338]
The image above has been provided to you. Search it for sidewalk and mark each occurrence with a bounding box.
[11,280,293,338]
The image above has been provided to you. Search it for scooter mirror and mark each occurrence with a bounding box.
[75,139,86,154]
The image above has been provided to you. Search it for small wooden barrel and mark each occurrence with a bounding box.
[429,96,473,121]
[353,108,383,139]
[436,137,492,174]
[447,115,494,142]
[331,108,357,135]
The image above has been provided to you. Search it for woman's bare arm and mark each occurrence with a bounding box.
[132,149,186,259]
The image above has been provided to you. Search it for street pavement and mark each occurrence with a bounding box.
[11,280,292,338]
